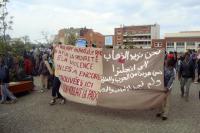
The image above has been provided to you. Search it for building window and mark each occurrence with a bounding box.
[167,42,174,51]
[117,36,121,40]
[167,42,174,47]
[176,47,185,53]
[117,31,121,35]
[158,43,162,47]
[177,42,184,47]
[154,42,162,47]
[166,48,175,53]
[187,42,195,46]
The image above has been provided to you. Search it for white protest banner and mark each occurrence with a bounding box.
[54,45,102,105]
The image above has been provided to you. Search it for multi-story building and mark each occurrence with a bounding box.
[114,24,160,48]
[152,31,200,53]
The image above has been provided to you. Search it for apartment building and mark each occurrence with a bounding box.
[114,24,160,48]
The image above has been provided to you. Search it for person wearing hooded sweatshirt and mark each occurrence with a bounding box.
[0,55,17,104]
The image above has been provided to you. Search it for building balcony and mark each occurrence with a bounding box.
[132,39,151,42]
[176,46,185,48]
[125,44,151,49]
[123,33,151,37]
[123,36,151,40]
[123,39,151,42]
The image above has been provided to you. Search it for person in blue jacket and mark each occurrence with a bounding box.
[0,55,17,104]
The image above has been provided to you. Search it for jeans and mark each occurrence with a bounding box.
[0,83,16,101]
[52,77,62,98]
[180,77,192,100]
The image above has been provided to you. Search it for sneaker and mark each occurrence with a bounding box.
[49,99,56,105]
[162,116,168,120]
[156,113,162,117]
[10,99,17,104]
[0,100,6,104]
[60,99,65,105]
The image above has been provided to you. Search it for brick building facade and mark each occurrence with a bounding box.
[80,28,105,47]
[152,39,166,49]
[114,24,160,48]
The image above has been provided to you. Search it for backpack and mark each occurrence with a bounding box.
[0,66,6,80]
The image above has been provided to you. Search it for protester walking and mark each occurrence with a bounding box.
[197,56,200,82]
[49,44,65,105]
[38,54,50,92]
[0,55,17,104]
[178,52,195,101]
[156,58,176,120]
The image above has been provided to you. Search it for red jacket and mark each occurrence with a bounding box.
[24,58,32,75]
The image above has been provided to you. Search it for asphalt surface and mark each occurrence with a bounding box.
[0,79,200,133]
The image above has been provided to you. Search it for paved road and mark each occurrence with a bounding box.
[0,80,200,133]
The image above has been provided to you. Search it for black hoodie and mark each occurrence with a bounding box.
[0,64,9,84]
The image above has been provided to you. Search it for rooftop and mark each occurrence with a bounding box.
[165,31,200,38]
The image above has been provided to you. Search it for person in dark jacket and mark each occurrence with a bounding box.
[49,44,65,105]
[0,55,17,104]
[178,52,195,101]
[157,58,176,120]
[197,57,200,82]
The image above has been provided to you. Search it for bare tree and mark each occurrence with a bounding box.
[41,31,53,46]
[21,35,30,44]
[67,33,77,45]
[0,0,13,43]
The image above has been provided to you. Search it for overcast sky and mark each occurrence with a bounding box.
[7,0,200,42]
